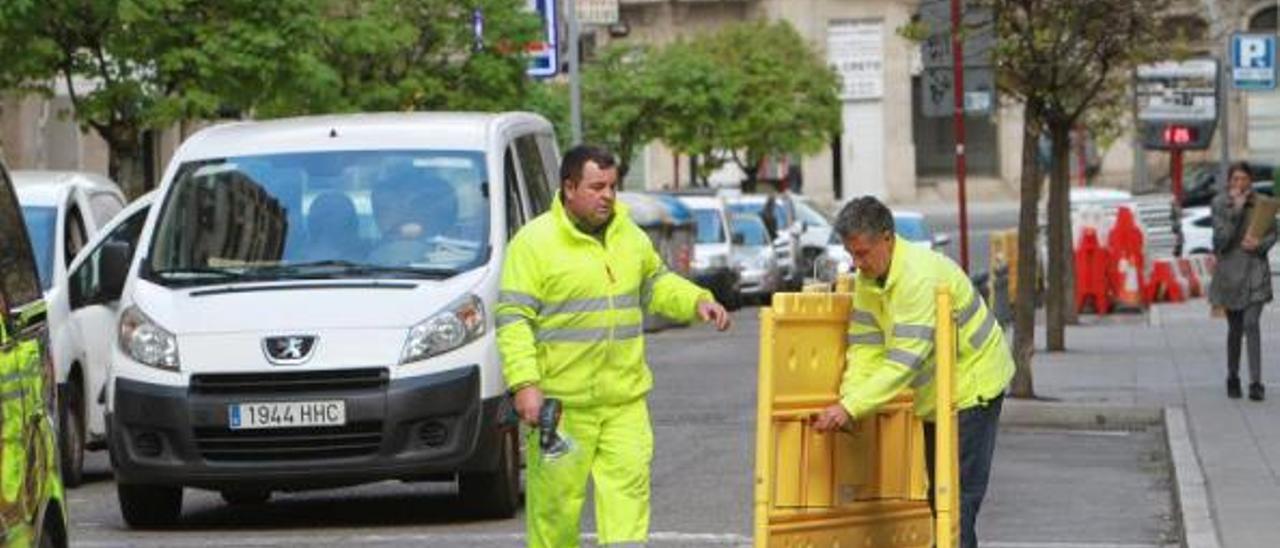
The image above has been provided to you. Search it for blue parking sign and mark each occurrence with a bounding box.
[1232,33,1276,90]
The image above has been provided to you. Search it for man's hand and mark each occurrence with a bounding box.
[1231,189,1249,211]
[1243,234,1260,252]
[812,403,851,433]
[513,385,544,425]
[697,300,731,331]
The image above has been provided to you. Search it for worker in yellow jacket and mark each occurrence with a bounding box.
[497,145,731,548]
[813,196,1014,548]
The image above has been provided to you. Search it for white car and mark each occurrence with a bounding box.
[729,213,781,302]
[815,210,949,281]
[727,194,803,289]
[14,170,127,486]
[75,112,559,527]
[675,193,741,307]
[1180,206,1212,255]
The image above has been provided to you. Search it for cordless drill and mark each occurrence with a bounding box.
[538,398,572,460]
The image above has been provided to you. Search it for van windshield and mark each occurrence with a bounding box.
[146,150,489,286]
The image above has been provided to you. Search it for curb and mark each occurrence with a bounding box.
[999,399,1162,429]
[997,400,1219,548]
[1163,407,1221,548]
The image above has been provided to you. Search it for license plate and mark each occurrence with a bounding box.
[229,401,346,430]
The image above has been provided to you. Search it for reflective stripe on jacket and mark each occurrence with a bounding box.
[497,193,712,407]
[841,238,1014,421]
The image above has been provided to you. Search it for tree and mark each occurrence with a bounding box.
[648,38,742,185]
[273,0,541,116]
[579,44,667,183]
[697,21,841,191]
[0,0,325,198]
[978,0,1170,397]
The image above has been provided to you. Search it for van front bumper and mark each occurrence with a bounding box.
[108,365,509,490]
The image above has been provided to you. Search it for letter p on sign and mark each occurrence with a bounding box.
[1232,34,1276,90]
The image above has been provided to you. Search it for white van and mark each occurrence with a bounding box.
[74,113,560,528]
[14,171,127,486]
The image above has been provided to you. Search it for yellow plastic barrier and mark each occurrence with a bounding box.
[753,286,959,548]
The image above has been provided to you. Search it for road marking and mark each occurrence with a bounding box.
[73,531,753,547]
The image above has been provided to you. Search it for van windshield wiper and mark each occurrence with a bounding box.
[248,261,457,280]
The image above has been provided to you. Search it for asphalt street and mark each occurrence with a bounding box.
[66,307,1174,547]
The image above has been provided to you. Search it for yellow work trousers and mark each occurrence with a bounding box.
[525,398,653,548]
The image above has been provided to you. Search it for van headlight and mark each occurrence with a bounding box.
[118,306,180,371]
[401,294,486,364]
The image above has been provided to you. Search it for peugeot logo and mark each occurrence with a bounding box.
[263,335,317,365]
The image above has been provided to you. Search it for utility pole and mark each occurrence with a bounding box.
[566,0,583,145]
[951,0,970,272]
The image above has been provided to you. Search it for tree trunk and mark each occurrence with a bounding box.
[1046,120,1072,352]
[1010,101,1043,399]
[107,142,147,199]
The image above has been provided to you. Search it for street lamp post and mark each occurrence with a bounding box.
[566,0,583,145]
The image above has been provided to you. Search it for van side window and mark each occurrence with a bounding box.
[70,206,149,309]
[515,135,553,215]
[0,169,40,306]
[536,133,560,190]
[65,206,88,266]
[504,148,526,241]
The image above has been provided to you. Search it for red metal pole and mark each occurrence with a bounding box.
[1171,149,1184,205]
[952,0,969,272]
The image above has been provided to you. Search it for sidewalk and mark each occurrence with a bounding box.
[1026,300,1280,548]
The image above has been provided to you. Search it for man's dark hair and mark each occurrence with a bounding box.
[834,196,895,239]
[560,144,617,187]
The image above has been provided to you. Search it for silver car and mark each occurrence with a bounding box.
[730,214,782,303]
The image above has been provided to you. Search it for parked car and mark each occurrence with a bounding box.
[673,193,740,309]
[14,171,127,486]
[792,196,835,281]
[726,194,803,289]
[815,210,947,281]
[79,112,561,528]
[0,161,68,547]
[618,191,697,329]
[1181,206,1212,255]
[729,214,782,304]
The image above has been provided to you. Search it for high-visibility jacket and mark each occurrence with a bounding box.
[841,238,1014,421]
[497,193,712,408]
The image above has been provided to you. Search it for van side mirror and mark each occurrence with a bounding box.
[100,241,132,302]
[732,233,746,245]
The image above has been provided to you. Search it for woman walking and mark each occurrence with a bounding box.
[1210,162,1276,401]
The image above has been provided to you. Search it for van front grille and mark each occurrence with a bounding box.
[190,368,388,395]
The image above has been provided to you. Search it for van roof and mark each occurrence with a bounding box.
[13,170,124,207]
[175,112,551,162]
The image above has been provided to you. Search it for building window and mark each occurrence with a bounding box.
[911,76,999,177]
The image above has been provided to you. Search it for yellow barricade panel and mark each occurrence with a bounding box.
[755,293,934,547]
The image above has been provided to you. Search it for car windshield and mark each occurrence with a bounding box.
[693,209,725,244]
[20,206,56,290]
[146,149,489,286]
[733,217,768,246]
[895,216,930,242]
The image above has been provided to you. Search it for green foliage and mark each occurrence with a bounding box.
[0,0,325,194]
[273,0,541,115]
[979,0,1171,129]
[640,21,840,183]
